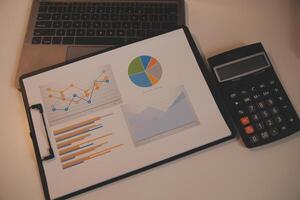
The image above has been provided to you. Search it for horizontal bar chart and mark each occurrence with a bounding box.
[51,113,123,170]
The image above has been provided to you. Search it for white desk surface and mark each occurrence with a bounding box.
[0,0,299,200]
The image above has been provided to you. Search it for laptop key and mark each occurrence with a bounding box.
[87,29,96,36]
[75,37,125,45]
[62,14,71,20]
[81,14,90,20]
[39,6,48,13]
[72,21,82,28]
[102,22,111,29]
[106,30,115,37]
[117,30,125,36]
[34,29,55,36]
[71,14,80,20]
[42,37,52,44]
[76,29,86,36]
[32,37,42,44]
[53,21,62,28]
[112,22,121,28]
[126,29,135,37]
[52,37,62,44]
[56,29,65,36]
[62,37,74,44]
[36,21,52,28]
[96,30,105,36]
[37,14,51,20]
[51,14,61,20]
[66,29,76,36]
[63,21,72,28]
[93,22,101,28]
[91,14,99,20]
[82,21,91,28]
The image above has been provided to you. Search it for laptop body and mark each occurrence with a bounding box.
[16,0,185,88]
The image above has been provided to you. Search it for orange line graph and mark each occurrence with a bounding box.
[46,70,110,112]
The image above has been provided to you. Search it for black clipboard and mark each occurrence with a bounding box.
[20,26,236,200]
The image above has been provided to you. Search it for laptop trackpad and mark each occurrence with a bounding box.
[66,46,108,60]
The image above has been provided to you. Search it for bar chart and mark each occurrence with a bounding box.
[52,115,123,169]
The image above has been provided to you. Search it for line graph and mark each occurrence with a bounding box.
[40,65,122,126]
[47,70,110,112]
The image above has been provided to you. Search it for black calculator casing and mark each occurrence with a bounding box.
[207,43,300,148]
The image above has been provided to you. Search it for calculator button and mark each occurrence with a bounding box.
[257,101,266,109]
[251,114,261,122]
[277,96,284,101]
[253,94,261,100]
[249,135,259,144]
[274,115,283,124]
[259,83,267,89]
[260,110,270,118]
[269,128,279,136]
[241,90,248,95]
[273,88,280,93]
[243,97,251,103]
[247,105,256,113]
[270,107,280,115]
[244,125,255,135]
[250,86,257,92]
[269,80,275,85]
[240,117,250,125]
[265,98,275,107]
[282,105,289,110]
[261,131,270,139]
[238,109,246,115]
[264,119,275,127]
[233,101,241,106]
[280,126,287,132]
[229,93,237,99]
[288,117,296,123]
[262,91,270,96]
[255,122,265,131]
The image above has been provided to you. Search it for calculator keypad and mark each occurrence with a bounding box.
[227,75,299,148]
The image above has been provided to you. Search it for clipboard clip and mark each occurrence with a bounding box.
[30,104,55,161]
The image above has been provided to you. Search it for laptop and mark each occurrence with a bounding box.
[16,0,185,88]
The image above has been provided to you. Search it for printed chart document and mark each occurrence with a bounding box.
[21,28,232,199]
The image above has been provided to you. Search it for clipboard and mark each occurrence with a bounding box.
[20,27,236,200]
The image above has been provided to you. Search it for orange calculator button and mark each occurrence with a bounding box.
[240,117,250,125]
[244,125,255,135]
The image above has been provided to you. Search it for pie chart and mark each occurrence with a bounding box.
[128,55,162,87]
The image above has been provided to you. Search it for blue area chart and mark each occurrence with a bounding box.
[122,87,199,144]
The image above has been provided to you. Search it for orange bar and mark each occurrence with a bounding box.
[57,134,91,149]
[55,124,97,142]
[62,143,123,169]
[62,150,111,169]
[61,143,105,162]
[59,137,107,155]
[53,116,101,135]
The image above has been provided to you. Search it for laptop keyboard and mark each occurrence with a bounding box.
[32,2,179,45]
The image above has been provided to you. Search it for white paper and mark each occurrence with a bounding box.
[23,29,231,199]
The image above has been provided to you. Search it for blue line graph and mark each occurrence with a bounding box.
[40,65,122,126]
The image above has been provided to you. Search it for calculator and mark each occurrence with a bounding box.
[207,43,300,148]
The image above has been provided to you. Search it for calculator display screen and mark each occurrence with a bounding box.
[214,53,270,82]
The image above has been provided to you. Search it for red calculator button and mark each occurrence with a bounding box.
[244,125,255,135]
[240,117,250,125]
